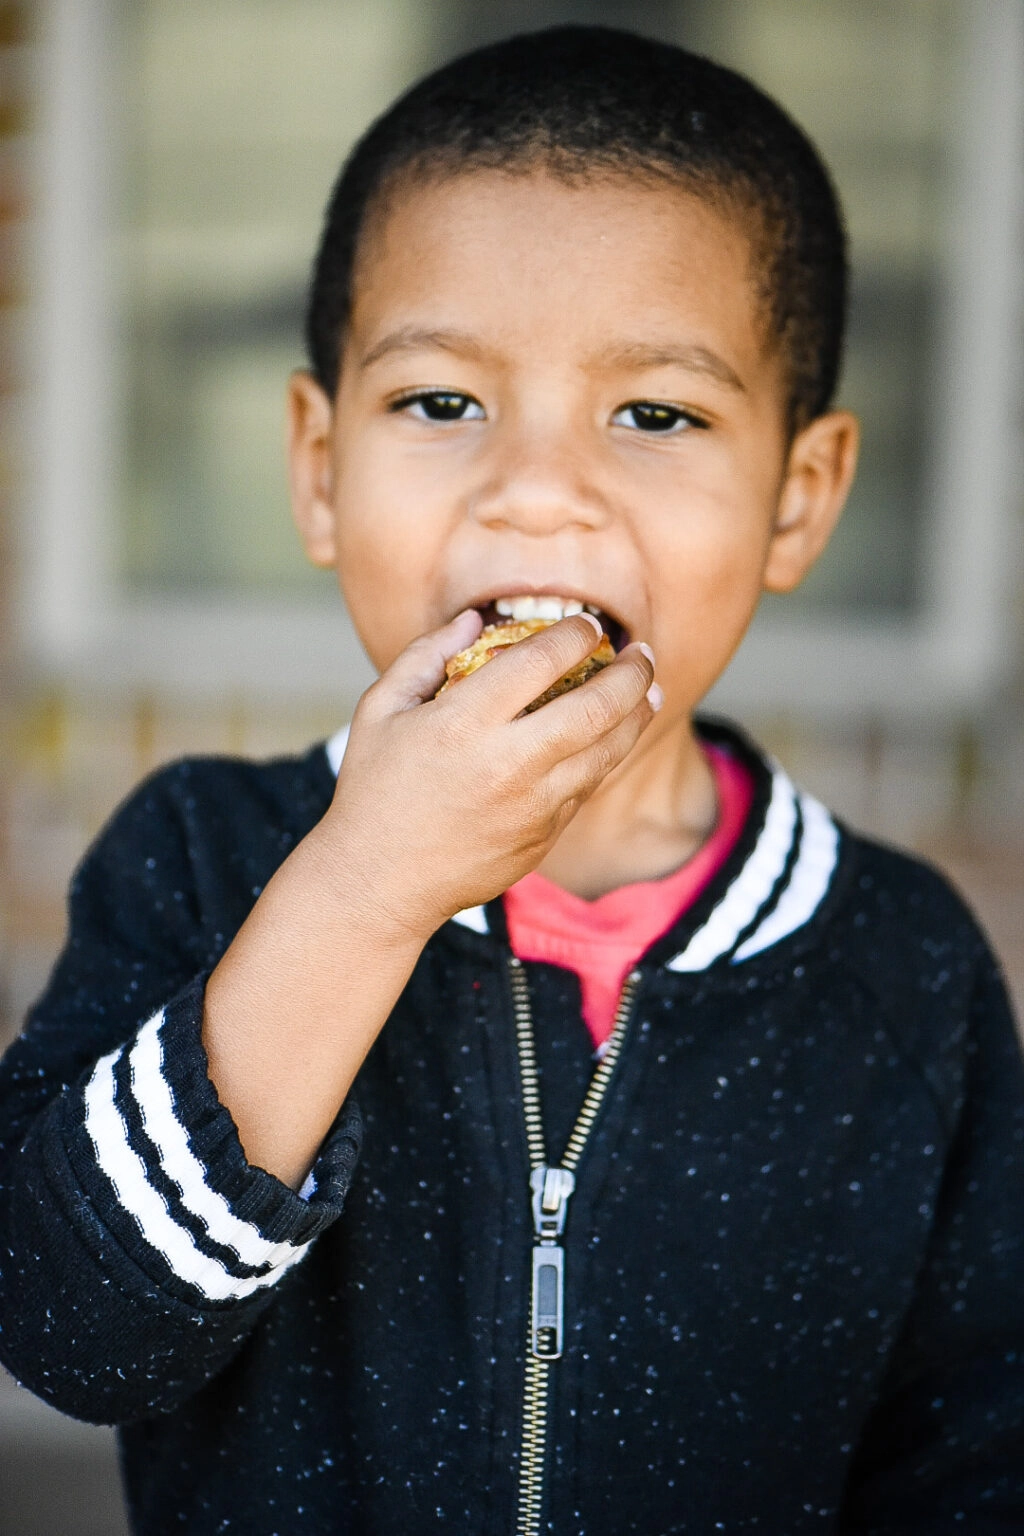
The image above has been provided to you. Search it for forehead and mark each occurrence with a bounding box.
[346,168,775,381]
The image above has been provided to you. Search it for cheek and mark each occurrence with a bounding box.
[664,538,765,666]
[690,518,772,612]
[650,465,775,604]
[333,511,433,671]
[642,474,777,689]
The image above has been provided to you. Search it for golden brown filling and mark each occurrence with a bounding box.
[437,619,615,713]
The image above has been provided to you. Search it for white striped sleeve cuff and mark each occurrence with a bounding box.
[77,997,358,1305]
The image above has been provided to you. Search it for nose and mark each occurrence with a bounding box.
[468,414,612,537]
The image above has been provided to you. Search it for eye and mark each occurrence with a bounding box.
[611,401,705,434]
[392,390,485,422]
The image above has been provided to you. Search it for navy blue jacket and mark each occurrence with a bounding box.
[1,720,1023,1534]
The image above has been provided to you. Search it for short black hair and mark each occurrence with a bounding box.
[305,26,847,429]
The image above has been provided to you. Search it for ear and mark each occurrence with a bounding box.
[287,370,339,568]
[762,410,860,593]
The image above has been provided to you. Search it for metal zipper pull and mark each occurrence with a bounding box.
[530,1245,565,1360]
[529,1166,575,1359]
[531,1165,575,1240]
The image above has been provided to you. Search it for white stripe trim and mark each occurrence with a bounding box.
[732,793,839,961]
[325,724,350,776]
[130,1012,306,1269]
[450,905,490,933]
[83,1046,310,1301]
[665,768,798,973]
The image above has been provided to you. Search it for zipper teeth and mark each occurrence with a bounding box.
[508,957,642,1536]
[508,956,548,1168]
[561,972,639,1171]
[508,960,640,1173]
[514,1356,551,1536]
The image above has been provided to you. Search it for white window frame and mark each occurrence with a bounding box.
[17,0,1023,718]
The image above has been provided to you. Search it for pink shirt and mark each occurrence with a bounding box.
[503,745,754,1048]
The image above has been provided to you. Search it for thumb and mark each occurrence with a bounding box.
[362,609,484,716]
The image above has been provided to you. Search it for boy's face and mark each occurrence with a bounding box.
[290,169,856,716]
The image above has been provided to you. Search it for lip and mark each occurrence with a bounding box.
[458,585,633,650]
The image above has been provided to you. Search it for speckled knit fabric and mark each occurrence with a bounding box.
[1,719,1023,1534]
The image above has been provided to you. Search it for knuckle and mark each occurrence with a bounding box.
[497,756,527,800]
[523,781,554,826]
[480,741,526,800]
[620,652,653,696]
[552,796,582,834]
[518,636,569,688]
[587,737,619,781]
[431,710,468,757]
[525,620,593,678]
[578,681,623,736]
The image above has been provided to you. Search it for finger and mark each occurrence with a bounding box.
[361,609,484,716]
[544,691,655,805]
[442,612,610,722]
[513,641,656,764]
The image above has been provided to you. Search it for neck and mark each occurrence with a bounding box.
[535,717,718,899]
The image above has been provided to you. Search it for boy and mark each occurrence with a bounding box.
[2,25,1023,1535]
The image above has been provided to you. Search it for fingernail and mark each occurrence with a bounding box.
[646,682,664,712]
[450,608,482,633]
[579,612,603,637]
[638,642,656,666]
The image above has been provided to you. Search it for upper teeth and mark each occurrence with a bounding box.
[495,594,590,621]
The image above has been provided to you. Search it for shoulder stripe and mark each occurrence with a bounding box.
[665,767,798,973]
[83,1037,309,1302]
[450,905,490,933]
[129,1013,307,1270]
[325,724,350,776]
[732,793,839,962]
[725,796,804,960]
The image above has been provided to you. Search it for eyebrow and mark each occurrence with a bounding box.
[359,326,489,370]
[359,326,745,392]
[596,340,746,392]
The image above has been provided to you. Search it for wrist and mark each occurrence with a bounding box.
[297,820,445,956]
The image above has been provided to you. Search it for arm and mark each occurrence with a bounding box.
[201,609,655,1186]
[0,611,654,1422]
[0,767,361,1423]
[840,951,1024,1531]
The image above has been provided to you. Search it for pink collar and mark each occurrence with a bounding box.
[503,745,754,1046]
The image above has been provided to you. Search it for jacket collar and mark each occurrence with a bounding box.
[323,718,840,971]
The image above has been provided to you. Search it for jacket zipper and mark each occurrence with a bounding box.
[508,955,642,1536]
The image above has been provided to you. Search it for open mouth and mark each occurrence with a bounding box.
[475,595,630,652]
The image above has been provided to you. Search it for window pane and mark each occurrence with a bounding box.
[117,0,962,616]
[686,0,960,615]
[118,0,437,598]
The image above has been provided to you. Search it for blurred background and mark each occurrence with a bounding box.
[0,0,1021,1530]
